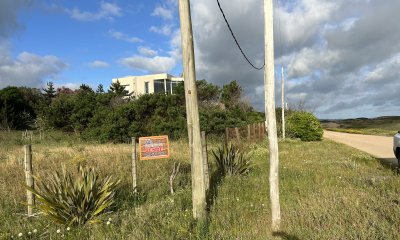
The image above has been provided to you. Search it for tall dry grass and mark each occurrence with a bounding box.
[1,131,399,239]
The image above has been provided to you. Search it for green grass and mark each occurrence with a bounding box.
[1,131,400,239]
[322,116,400,136]
[325,127,397,136]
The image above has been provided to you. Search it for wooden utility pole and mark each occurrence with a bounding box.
[201,131,209,192]
[281,66,285,139]
[264,0,281,232]
[178,0,206,219]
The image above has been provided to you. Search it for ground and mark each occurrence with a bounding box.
[324,130,397,166]
[1,131,399,239]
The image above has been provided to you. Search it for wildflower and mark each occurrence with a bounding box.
[108,218,112,222]
[66,227,70,231]
[33,229,37,233]
[18,233,23,237]
[56,229,61,234]
[28,232,32,235]
[236,198,239,201]
[107,221,111,225]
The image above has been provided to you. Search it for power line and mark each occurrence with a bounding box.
[216,0,265,70]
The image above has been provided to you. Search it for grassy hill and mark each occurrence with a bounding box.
[321,116,400,136]
[1,131,399,239]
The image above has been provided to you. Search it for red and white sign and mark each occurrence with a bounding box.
[139,135,170,160]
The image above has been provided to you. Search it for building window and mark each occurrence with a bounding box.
[145,82,149,94]
[154,80,165,93]
[171,81,181,94]
[166,80,172,94]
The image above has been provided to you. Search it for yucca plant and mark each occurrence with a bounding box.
[27,165,120,226]
[212,144,252,176]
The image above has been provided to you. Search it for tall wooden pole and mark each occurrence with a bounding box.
[178,0,206,219]
[131,137,137,193]
[281,66,285,139]
[24,145,35,216]
[201,131,209,192]
[264,0,281,232]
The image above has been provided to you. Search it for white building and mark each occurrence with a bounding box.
[112,73,184,98]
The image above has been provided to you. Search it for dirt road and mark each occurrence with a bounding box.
[324,130,398,166]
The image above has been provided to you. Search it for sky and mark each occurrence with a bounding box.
[0,0,399,119]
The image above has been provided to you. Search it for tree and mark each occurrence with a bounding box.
[221,80,243,109]
[70,88,96,134]
[46,94,74,131]
[79,84,93,93]
[0,87,35,129]
[56,87,75,96]
[96,84,105,93]
[109,80,129,97]
[43,82,56,100]
[196,80,221,106]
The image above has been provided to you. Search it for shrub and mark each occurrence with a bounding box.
[212,144,252,176]
[286,111,323,141]
[27,165,120,226]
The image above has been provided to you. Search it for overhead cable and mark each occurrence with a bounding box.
[216,0,265,70]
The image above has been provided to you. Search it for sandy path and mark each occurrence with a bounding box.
[323,130,397,166]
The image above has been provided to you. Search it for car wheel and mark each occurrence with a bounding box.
[397,148,400,166]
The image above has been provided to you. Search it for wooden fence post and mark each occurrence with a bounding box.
[24,145,34,216]
[249,124,252,142]
[201,131,209,192]
[235,127,240,142]
[247,124,251,141]
[225,128,229,146]
[131,137,137,193]
[262,122,266,138]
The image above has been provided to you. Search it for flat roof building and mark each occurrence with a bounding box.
[112,73,184,98]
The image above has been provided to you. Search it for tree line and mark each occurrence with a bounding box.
[0,80,264,142]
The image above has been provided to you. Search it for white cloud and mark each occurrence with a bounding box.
[288,48,339,78]
[89,60,109,68]
[189,0,400,118]
[120,55,176,74]
[66,1,122,22]
[150,24,173,36]
[138,46,158,57]
[109,29,143,43]
[0,51,67,88]
[152,6,173,20]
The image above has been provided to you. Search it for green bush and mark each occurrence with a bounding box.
[286,111,323,141]
[212,144,252,176]
[27,165,120,226]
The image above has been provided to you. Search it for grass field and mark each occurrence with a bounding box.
[321,116,400,136]
[1,131,400,239]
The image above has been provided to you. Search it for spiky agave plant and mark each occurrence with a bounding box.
[212,144,252,176]
[27,165,120,226]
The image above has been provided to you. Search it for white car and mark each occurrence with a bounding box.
[394,131,400,165]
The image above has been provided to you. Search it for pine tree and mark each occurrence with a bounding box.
[43,82,56,99]
[109,80,129,97]
[96,84,104,93]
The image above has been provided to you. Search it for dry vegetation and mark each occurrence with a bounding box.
[1,131,399,239]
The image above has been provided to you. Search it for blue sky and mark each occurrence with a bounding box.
[1,0,400,119]
[4,0,182,89]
